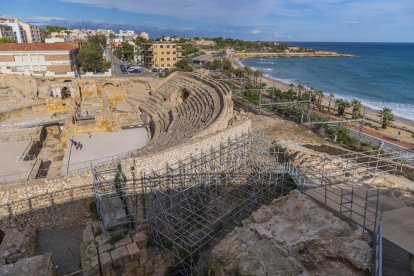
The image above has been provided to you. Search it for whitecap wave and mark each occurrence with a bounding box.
[264,74,297,85]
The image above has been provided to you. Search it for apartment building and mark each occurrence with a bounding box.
[143,42,183,69]
[0,24,17,40]
[3,21,26,43]
[21,23,43,43]
[0,42,79,76]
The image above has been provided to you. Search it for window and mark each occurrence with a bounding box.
[167,45,170,48]
[167,64,171,67]
[161,64,164,67]
[173,51,176,54]
[172,45,176,48]
[160,45,164,48]
[161,52,164,54]
[161,58,164,61]
[173,58,176,60]
[167,58,170,61]
[167,52,170,54]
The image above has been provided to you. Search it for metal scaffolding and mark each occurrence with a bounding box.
[144,136,296,274]
[90,132,412,274]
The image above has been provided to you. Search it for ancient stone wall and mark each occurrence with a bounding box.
[0,120,251,230]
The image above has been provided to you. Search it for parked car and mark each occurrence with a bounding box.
[127,67,141,73]
[152,68,158,72]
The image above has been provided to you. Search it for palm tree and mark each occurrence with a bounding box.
[351,99,363,119]
[298,84,304,98]
[243,66,253,82]
[379,107,394,129]
[335,99,350,117]
[253,70,261,86]
[316,90,324,110]
[328,93,334,112]
[257,70,264,86]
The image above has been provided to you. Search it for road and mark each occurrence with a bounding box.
[105,48,158,78]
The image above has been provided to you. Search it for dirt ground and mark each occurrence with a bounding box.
[247,112,333,146]
[34,225,83,276]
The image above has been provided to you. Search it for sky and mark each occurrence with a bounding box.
[1,0,413,42]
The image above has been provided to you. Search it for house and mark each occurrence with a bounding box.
[0,42,79,77]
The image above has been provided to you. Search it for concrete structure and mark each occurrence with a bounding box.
[21,23,43,43]
[143,42,183,69]
[0,24,16,41]
[193,39,217,47]
[0,42,79,76]
[45,36,66,43]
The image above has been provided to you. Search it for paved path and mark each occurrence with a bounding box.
[348,125,414,151]
[305,184,414,255]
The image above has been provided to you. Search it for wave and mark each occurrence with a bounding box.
[234,59,245,68]
[264,73,297,86]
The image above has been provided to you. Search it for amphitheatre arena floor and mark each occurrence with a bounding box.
[62,127,149,173]
[0,140,33,179]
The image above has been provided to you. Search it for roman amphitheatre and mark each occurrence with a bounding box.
[0,71,412,275]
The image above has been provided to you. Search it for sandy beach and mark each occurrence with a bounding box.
[231,58,414,147]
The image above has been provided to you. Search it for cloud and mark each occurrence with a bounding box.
[251,29,263,34]
[30,16,67,22]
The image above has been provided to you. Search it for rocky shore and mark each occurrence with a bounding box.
[232,51,354,58]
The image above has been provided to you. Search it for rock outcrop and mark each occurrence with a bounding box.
[210,190,372,276]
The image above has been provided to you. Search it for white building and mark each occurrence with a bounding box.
[20,23,43,43]
[4,22,26,43]
[45,37,67,43]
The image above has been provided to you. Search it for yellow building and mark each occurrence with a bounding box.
[143,42,183,69]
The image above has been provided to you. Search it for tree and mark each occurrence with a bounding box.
[379,107,394,129]
[109,33,117,39]
[298,84,304,98]
[351,99,363,119]
[316,90,324,110]
[335,99,350,117]
[221,58,233,72]
[176,59,193,72]
[253,70,261,85]
[77,43,110,72]
[0,37,16,44]
[328,93,334,112]
[45,25,67,35]
[114,42,134,61]
[88,34,106,47]
[243,66,253,82]
[134,36,147,44]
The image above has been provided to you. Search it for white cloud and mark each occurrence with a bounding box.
[251,29,263,34]
[30,16,67,22]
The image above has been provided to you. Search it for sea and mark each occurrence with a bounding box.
[238,42,414,121]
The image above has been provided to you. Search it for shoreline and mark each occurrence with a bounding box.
[231,51,354,59]
[231,58,414,144]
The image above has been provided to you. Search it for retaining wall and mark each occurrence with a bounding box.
[0,120,251,230]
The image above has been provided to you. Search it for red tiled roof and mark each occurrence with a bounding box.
[0,43,79,52]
